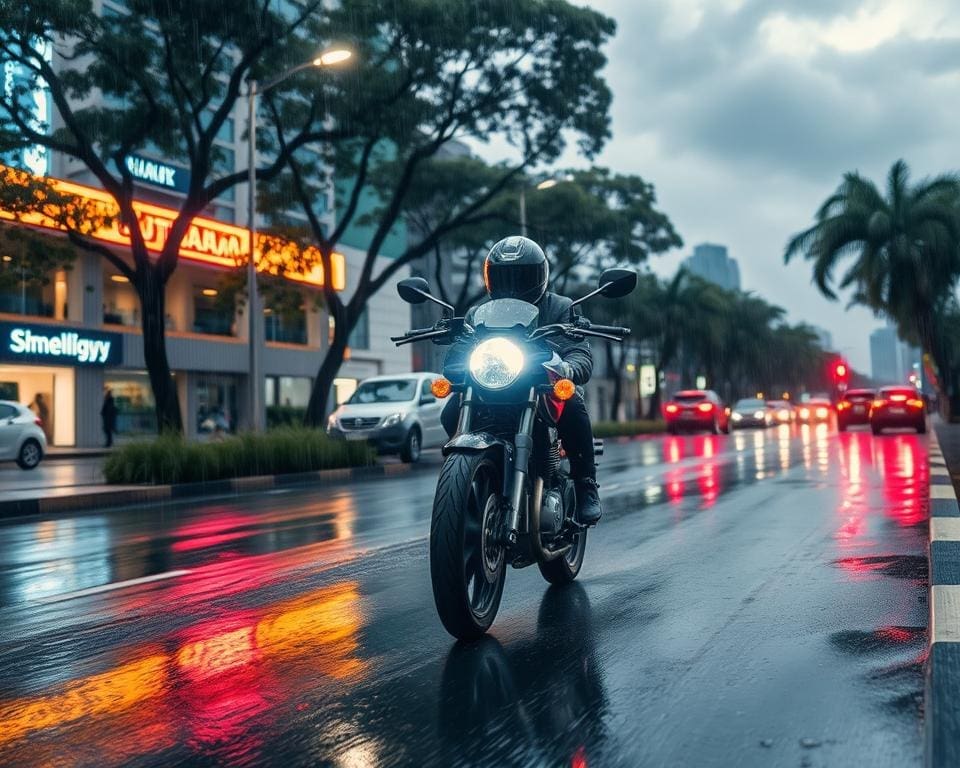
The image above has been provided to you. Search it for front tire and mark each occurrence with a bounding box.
[17,438,42,470]
[400,426,421,463]
[430,452,506,641]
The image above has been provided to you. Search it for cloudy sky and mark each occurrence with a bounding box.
[560,0,960,372]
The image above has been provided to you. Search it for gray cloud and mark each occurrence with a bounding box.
[572,0,960,370]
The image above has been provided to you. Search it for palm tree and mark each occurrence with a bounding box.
[785,160,960,401]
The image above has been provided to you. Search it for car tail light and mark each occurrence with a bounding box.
[665,404,679,415]
[872,399,885,409]
[890,393,908,402]
[908,398,924,409]
[837,401,850,411]
[697,402,714,413]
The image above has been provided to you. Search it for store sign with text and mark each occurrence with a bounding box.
[0,167,346,290]
[122,154,191,194]
[0,322,123,366]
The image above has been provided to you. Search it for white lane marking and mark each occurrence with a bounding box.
[932,466,951,476]
[932,585,960,644]
[38,570,191,603]
[932,485,958,500]
[931,518,960,542]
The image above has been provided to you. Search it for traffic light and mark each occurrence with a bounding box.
[835,362,847,380]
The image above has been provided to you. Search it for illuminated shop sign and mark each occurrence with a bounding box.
[123,154,190,194]
[0,322,123,366]
[0,167,346,290]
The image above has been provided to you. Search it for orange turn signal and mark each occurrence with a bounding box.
[431,378,452,398]
[553,378,576,401]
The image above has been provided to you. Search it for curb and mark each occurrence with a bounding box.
[0,461,425,519]
[926,429,960,768]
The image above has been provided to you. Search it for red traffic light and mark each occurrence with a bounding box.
[835,363,847,378]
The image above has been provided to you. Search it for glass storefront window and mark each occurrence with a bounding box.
[265,308,307,344]
[103,274,139,326]
[196,376,238,436]
[0,277,61,318]
[193,287,235,336]
[104,373,156,436]
[0,365,75,445]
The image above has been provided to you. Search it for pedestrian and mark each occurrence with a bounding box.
[31,393,51,444]
[101,388,118,448]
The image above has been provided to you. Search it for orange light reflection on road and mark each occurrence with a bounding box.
[0,581,365,754]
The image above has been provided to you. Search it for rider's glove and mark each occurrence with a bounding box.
[556,360,575,381]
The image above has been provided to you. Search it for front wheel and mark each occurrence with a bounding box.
[400,427,421,463]
[17,438,42,470]
[430,452,506,640]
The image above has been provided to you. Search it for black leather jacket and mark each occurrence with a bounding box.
[445,292,594,385]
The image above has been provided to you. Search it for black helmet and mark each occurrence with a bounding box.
[483,236,549,304]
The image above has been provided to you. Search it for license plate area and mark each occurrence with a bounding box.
[888,407,905,415]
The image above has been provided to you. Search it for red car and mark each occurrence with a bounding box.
[870,386,926,434]
[836,388,875,431]
[663,390,729,434]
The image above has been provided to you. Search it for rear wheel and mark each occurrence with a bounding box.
[538,485,587,586]
[666,423,678,435]
[16,438,42,470]
[710,417,720,435]
[400,427,421,463]
[430,452,506,641]
[838,421,847,432]
[871,422,882,435]
[917,420,927,434]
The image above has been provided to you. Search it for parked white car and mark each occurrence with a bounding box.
[0,400,47,469]
[326,373,447,462]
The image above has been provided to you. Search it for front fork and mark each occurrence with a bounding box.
[505,388,537,545]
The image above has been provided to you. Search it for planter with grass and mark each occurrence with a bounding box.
[592,420,666,439]
[103,427,375,485]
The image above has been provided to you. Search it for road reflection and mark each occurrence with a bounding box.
[0,581,366,765]
[438,584,606,767]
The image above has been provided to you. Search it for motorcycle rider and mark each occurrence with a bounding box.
[440,236,602,526]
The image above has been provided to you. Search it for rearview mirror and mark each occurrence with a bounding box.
[397,277,431,304]
[599,268,638,299]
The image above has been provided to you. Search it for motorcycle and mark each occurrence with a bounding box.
[392,268,637,640]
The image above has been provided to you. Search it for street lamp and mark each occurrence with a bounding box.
[519,175,573,236]
[245,45,352,431]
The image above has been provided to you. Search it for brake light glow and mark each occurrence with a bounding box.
[890,394,908,402]
[872,400,885,409]
[908,398,924,409]
[837,401,850,411]
[665,404,679,415]
[697,402,714,413]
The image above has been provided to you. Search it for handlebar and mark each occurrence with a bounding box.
[586,324,631,337]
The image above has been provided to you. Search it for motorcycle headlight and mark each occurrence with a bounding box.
[469,337,525,390]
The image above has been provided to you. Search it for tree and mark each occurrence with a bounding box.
[0,0,334,432]
[785,159,960,410]
[260,0,617,425]
[525,167,682,291]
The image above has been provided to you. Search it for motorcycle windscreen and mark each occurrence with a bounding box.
[470,298,539,332]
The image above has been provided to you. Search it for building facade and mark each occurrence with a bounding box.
[869,323,920,386]
[0,6,412,447]
[682,243,741,292]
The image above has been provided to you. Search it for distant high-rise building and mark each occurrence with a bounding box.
[682,243,741,291]
[870,322,921,384]
[810,326,833,351]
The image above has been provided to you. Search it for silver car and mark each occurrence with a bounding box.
[0,400,47,469]
[326,373,447,463]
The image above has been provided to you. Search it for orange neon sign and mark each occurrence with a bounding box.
[0,168,345,290]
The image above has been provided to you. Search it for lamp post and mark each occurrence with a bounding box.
[245,46,352,431]
[519,175,573,237]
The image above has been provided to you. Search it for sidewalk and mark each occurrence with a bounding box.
[926,420,960,767]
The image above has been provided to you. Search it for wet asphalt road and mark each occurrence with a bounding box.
[0,424,929,767]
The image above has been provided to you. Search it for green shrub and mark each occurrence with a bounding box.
[267,405,307,428]
[103,427,375,485]
[592,420,666,438]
